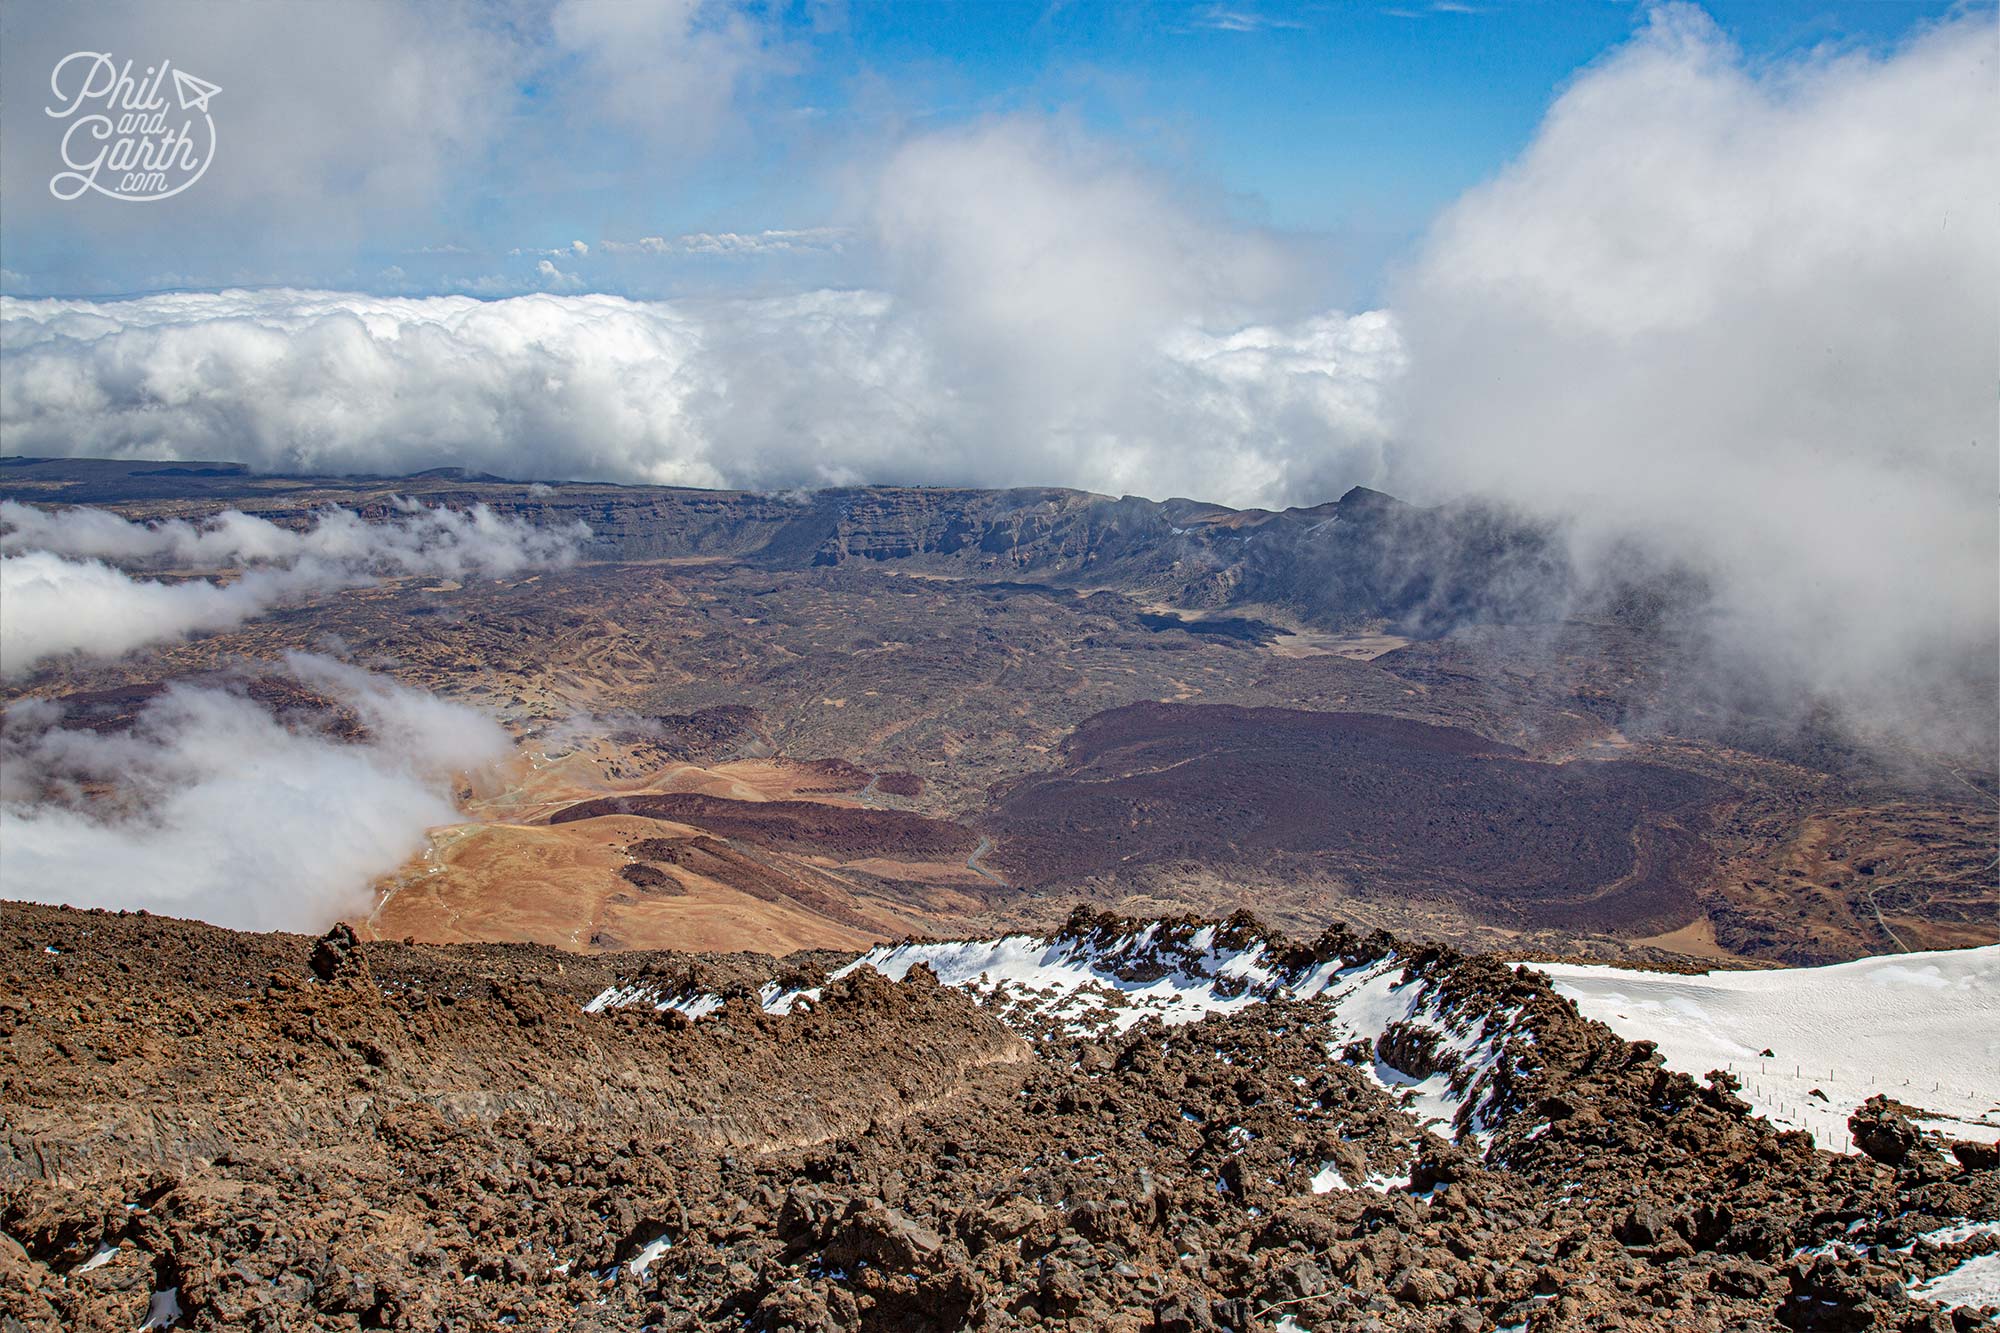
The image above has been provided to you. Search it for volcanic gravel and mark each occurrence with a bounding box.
[1,903,1994,1332]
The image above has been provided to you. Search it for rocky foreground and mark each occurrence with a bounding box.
[1,902,1995,1332]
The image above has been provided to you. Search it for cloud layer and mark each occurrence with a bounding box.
[1,554,324,677]
[0,653,510,931]
[0,289,1402,508]
[0,501,587,676]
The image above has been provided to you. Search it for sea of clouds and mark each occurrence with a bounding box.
[0,286,1404,511]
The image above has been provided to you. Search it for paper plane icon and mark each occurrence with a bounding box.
[171,68,221,113]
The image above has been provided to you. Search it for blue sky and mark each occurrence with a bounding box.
[0,0,1977,301]
[797,2,1965,243]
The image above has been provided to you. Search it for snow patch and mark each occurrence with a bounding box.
[758,982,821,1015]
[584,919,1539,1148]
[76,1242,119,1273]
[628,1233,672,1278]
[585,981,821,1019]
[583,984,721,1020]
[140,1287,181,1329]
[1912,1253,2000,1313]
[1532,946,2000,1152]
[1920,1221,2000,1247]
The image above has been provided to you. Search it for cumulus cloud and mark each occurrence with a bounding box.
[0,501,587,676]
[1390,5,1999,743]
[0,654,510,931]
[535,259,584,291]
[852,118,1309,478]
[0,280,1401,509]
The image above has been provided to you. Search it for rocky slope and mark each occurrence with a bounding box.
[3,901,1995,1332]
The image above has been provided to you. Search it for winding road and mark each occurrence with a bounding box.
[966,834,1006,886]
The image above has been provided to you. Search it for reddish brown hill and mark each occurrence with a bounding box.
[548,792,980,862]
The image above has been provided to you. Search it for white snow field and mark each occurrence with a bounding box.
[1533,946,2000,1151]
[1912,1252,2000,1313]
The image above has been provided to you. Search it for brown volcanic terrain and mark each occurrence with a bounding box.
[981,704,1723,936]
[2,459,1994,966]
[4,903,1996,1332]
[550,792,980,861]
[365,815,908,956]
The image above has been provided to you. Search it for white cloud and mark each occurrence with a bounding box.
[0,654,511,932]
[0,553,332,678]
[0,497,585,575]
[0,1,519,239]
[0,282,1401,511]
[0,1,792,289]
[513,241,593,259]
[0,104,1402,506]
[1390,4,1999,739]
[1383,2,1484,17]
[1188,7,1308,33]
[0,501,587,676]
[547,0,784,152]
[601,228,848,256]
[535,259,583,290]
[600,238,674,255]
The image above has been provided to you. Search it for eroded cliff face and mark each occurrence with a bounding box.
[4,458,1566,635]
[4,902,1995,1333]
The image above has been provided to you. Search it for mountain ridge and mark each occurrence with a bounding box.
[0,458,1568,638]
